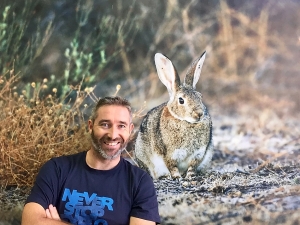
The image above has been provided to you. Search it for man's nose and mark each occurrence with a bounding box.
[107,126,118,139]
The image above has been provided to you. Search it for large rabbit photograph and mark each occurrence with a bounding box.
[0,0,299,224]
[135,52,213,179]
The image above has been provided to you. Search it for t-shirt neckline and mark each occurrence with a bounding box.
[82,151,124,174]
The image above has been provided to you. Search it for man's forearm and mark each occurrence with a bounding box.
[130,217,156,225]
[22,203,71,225]
[22,218,70,225]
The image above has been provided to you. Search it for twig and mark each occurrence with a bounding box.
[250,135,300,174]
[123,149,139,167]
[250,151,287,173]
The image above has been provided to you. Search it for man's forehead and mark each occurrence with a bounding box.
[96,105,131,121]
[97,105,130,113]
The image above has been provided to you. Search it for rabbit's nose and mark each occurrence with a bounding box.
[193,109,203,119]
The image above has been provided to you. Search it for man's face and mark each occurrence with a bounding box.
[88,105,134,160]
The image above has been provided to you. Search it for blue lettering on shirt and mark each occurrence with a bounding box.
[60,188,113,224]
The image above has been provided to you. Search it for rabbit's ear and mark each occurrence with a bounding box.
[184,51,206,89]
[155,53,180,97]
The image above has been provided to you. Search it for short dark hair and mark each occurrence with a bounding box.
[90,96,132,122]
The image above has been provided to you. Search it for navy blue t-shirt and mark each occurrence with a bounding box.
[26,151,161,224]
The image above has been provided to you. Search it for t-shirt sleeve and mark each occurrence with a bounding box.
[130,173,161,224]
[25,159,61,209]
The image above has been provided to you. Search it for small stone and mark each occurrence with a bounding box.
[191,181,197,186]
[182,181,189,187]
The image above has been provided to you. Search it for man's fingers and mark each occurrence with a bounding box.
[49,204,61,220]
[45,209,51,218]
[45,204,61,221]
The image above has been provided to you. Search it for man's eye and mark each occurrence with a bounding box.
[101,123,109,128]
[119,125,126,129]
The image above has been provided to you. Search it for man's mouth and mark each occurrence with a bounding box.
[104,141,120,146]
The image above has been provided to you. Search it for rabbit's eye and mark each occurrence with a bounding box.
[179,97,184,104]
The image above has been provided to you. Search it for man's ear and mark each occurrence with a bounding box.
[88,120,93,133]
[130,123,134,134]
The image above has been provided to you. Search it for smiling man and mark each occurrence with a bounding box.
[22,96,161,225]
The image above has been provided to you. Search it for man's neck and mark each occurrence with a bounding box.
[86,149,121,170]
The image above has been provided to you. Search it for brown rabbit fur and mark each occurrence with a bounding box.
[135,52,213,179]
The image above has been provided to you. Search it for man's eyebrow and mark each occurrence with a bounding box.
[97,119,110,124]
[119,121,128,125]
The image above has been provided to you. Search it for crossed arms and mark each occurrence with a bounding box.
[22,203,156,225]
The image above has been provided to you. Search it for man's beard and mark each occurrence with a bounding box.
[91,131,128,160]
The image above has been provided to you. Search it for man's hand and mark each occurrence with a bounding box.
[45,204,61,221]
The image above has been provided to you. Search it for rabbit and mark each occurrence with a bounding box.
[134,51,213,179]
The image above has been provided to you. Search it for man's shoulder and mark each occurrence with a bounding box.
[48,151,87,168]
[122,157,144,171]
[52,151,86,161]
[121,158,153,181]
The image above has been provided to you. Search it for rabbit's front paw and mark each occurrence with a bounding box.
[152,169,171,180]
[170,167,181,179]
[185,167,196,179]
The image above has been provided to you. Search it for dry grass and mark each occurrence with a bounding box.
[212,1,285,78]
[0,72,91,187]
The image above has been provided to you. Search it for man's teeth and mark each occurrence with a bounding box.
[106,142,118,146]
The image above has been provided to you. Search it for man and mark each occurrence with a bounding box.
[22,96,161,225]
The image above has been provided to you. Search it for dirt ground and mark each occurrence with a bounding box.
[1,110,299,225]
[155,113,300,225]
